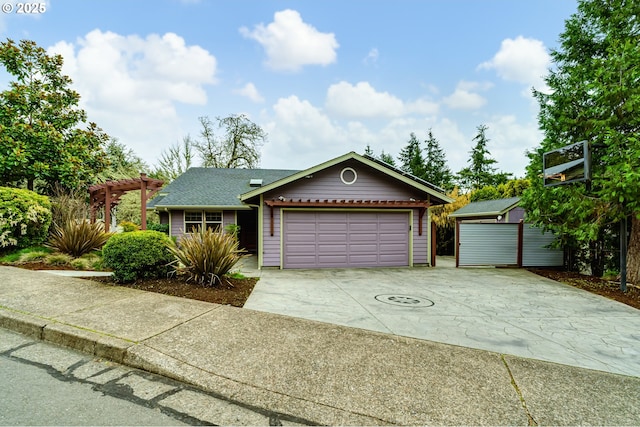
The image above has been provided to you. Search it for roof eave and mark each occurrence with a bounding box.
[449,202,521,218]
[149,205,252,210]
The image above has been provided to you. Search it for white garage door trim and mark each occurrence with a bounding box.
[280,208,413,268]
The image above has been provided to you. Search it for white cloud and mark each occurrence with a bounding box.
[485,115,543,178]
[261,95,488,176]
[47,29,217,164]
[235,82,265,103]
[240,9,339,72]
[364,48,379,65]
[479,36,550,91]
[325,81,438,118]
[442,81,492,110]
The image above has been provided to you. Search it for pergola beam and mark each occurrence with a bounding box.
[89,173,164,232]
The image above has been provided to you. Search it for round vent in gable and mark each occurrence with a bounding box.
[340,167,357,185]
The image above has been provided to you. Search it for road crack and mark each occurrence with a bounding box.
[501,354,538,426]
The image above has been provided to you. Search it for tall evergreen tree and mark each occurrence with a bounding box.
[422,129,453,189]
[398,132,426,178]
[379,151,396,167]
[520,0,640,279]
[456,125,510,190]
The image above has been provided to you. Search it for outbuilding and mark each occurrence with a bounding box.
[449,197,563,268]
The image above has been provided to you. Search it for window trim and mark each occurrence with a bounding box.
[184,210,223,233]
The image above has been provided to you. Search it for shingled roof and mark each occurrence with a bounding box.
[449,196,521,218]
[147,168,299,209]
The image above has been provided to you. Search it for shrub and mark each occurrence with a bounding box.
[224,224,240,240]
[168,228,246,286]
[48,220,113,257]
[146,222,169,234]
[102,230,174,283]
[119,221,139,232]
[0,187,52,249]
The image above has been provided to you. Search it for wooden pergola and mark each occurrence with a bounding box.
[89,173,164,232]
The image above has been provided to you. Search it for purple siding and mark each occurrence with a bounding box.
[262,206,281,267]
[263,161,423,202]
[222,211,236,230]
[508,207,526,223]
[170,210,184,239]
[413,211,428,264]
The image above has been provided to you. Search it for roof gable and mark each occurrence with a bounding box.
[449,197,521,218]
[240,151,453,204]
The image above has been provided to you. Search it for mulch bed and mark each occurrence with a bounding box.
[529,268,640,310]
[90,275,258,307]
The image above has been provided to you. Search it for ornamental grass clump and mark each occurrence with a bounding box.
[169,228,246,287]
[48,220,113,258]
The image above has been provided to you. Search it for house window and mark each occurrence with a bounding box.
[184,211,223,232]
[184,211,203,232]
[205,211,222,231]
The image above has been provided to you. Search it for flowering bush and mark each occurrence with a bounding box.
[0,187,52,249]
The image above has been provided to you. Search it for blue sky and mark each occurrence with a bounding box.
[0,0,579,178]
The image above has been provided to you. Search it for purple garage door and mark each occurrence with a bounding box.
[283,211,409,268]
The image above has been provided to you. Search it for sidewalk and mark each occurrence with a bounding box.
[1,265,639,425]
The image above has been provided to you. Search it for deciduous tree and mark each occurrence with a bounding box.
[154,136,195,182]
[196,114,265,169]
[0,39,109,192]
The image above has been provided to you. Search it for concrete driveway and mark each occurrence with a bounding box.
[243,257,640,378]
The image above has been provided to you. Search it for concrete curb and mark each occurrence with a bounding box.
[0,307,378,425]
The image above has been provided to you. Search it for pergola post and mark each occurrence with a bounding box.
[140,173,148,230]
[104,184,111,233]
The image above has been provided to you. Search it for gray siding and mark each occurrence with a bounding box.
[522,225,563,267]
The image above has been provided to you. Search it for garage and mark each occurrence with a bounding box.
[283,211,409,268]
